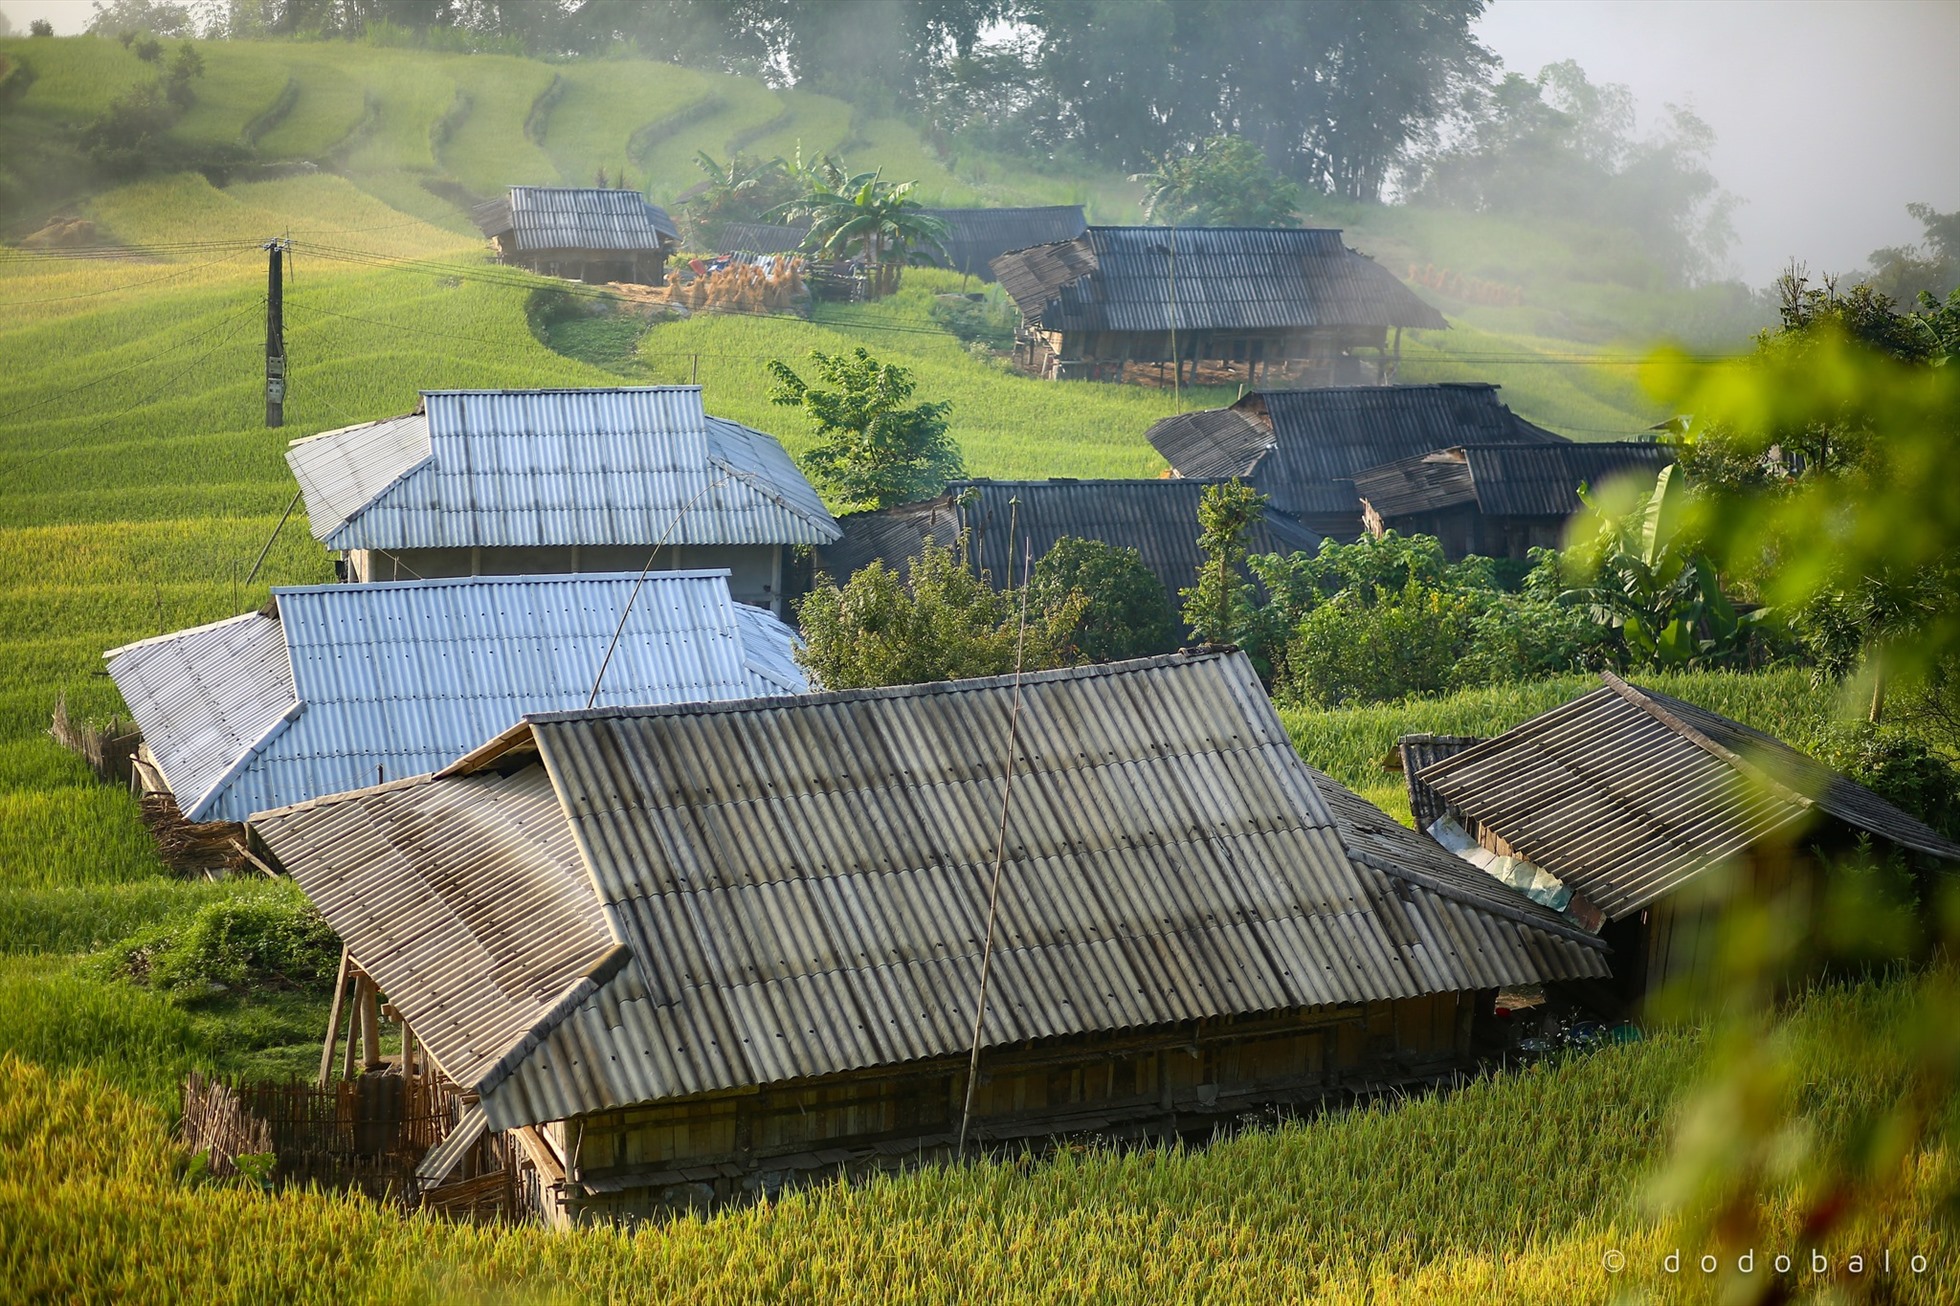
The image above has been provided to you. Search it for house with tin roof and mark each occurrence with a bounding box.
[105,571,806,868]
[1146,383,1569,539]
[1404,674,1960,1002]
[1352,441,1675,559]
[285,387,840,614]
[252,650,1607,1221]
[473,186,680,285]
[991,226,1447,383]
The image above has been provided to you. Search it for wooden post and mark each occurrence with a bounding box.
[342,981,361,1081]
[360,974,384,1072]
[318,947,351,1087]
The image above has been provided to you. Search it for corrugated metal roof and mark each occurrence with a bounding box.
[1418,674,1960,921]
[992,227,1448,334]
[1148,384,1569,527]
[1398,735,1484,835]
[285,388,840,553]
[255,764,618,1094]
[712,221,808,254]
[256,651,1607,1131]
[104,614,297,819]
[817,479,1323,605]
[477,187,680,254]
[109,572,809,823]
[1354,443,1674,520]
[916,207,1087,280]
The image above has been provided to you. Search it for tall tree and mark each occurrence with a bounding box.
[768,347,962,511]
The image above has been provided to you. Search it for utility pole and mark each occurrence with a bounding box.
[263,238,286,428]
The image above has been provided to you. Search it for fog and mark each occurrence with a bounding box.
[1477,0,1960,286]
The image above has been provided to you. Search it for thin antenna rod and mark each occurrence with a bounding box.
[958,534,1034,1159]
[586,472,733,708]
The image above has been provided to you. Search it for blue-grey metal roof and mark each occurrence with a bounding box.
[1148,384,1569,528]
[252,651,1610,1130]
[819,478,1322,606]
[105,571,809,823]
[712,221,809,254]
[285,388,840,554]
[1353,442,1675,520]
[476,186,680,254]
[992,227,1449,334]
[915,206,1087,280]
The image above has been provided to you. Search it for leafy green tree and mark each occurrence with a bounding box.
[1029,537,1177,662]
[1865,202,1960,305]
[768,347,962,512]
[1180,480,1266,656]
[797,537,1083,690]
[85,0,197,39]
[1130,136,1303,227]
[773,162,948,297]
[1286,580,1481,707]
[682,150,802,248]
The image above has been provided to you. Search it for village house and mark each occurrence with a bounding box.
[285,386,841,613]
[713,206,1087,284]
[989,226,1449,383]
[1351,441,1676,559]
[104,570,805,870]
[1402,674,1960,1004]
[814,477,1322,610]
[250,651,1609,1223]
[1146,382,1569,539]
[473,186,680,285]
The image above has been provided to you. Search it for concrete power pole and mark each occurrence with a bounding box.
[263,239,286,428]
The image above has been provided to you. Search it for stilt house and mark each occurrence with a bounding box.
[1352,442,1675,559]
[1146,383,1568,539]
[285,387,840,614]
[990,227,1448,383]
[105,571,805,868]
[474,186,680,285]
[1403,674,1960,1004]
[251,651,1609,1223]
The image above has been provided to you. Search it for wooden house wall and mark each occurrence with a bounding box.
[346,544,788,613]
[566,994,1468,1221]
[502,248,667,287]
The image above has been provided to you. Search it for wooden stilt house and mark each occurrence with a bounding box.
[473,186,680,285]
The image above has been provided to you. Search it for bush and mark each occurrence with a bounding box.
[1454,595,1620,688]
[96,894,341,1001]
[1029,536,1177,662]
[1285,581,1481,707]
[1806,723,1960,839]
[929,294,1018,351]
[79,83,177,178]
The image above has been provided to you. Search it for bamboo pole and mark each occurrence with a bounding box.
[318,947,351,1087]
[359,974,384,1072]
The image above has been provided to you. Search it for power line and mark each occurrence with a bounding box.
[0,248,259,307]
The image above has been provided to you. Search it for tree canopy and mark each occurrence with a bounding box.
[768,347,962,511]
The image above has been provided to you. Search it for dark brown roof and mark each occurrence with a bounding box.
[1418,674,1960,921]
[1398,735,1484,834]
[991,227,1449,335]
[817,478,1323,606]
[1354,443,1674,520]
[1148,384,1569,526]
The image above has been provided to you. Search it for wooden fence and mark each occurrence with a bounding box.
[50,696,141,787]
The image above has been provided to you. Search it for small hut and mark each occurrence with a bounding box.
[1405,674,1960,1005]
[990,226,1448,383]
[1146,383,1567,539]
[251,651,1608,1222]
[473,186,680,285]
[285,387,841,612]
[1352,442,1675,559]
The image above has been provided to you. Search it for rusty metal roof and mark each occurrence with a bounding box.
[1418,674,1960,921]
[1148,384,1569,527]
[818,478,1322,606]
[255,651,1607,1130]
[1398,735,1484,835]
[475,187,679,254]
[992,227,1448,334]
[916,206,1087,280]
[285,388,840,553]
[1354,442,1674,520]
[108,572,806,823]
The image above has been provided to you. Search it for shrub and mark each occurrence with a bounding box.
[1029,536,1177,663]
[1453,595,1619,688]
[1285,581,1481,707]
[928,294,1018,352]
[79,82,178,178]
[1805,723,1960,839]
[96,894,341,1001]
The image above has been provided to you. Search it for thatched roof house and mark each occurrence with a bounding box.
[473,186,680,284]
[1146,383,1567,538]
[1352,441,1675,558]
[285,387,840,612]
[253,651,1607,1219]
[991,226,1447,382]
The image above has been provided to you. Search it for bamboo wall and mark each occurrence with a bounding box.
[568,995,1468,1221]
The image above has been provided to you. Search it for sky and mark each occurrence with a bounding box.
[6,0,1957,287]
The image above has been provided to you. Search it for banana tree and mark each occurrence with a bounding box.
[773,167,948,299]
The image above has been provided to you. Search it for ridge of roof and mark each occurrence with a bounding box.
[1600,671,1814,813]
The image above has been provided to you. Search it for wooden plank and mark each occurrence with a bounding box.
[318,947,351,1087]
